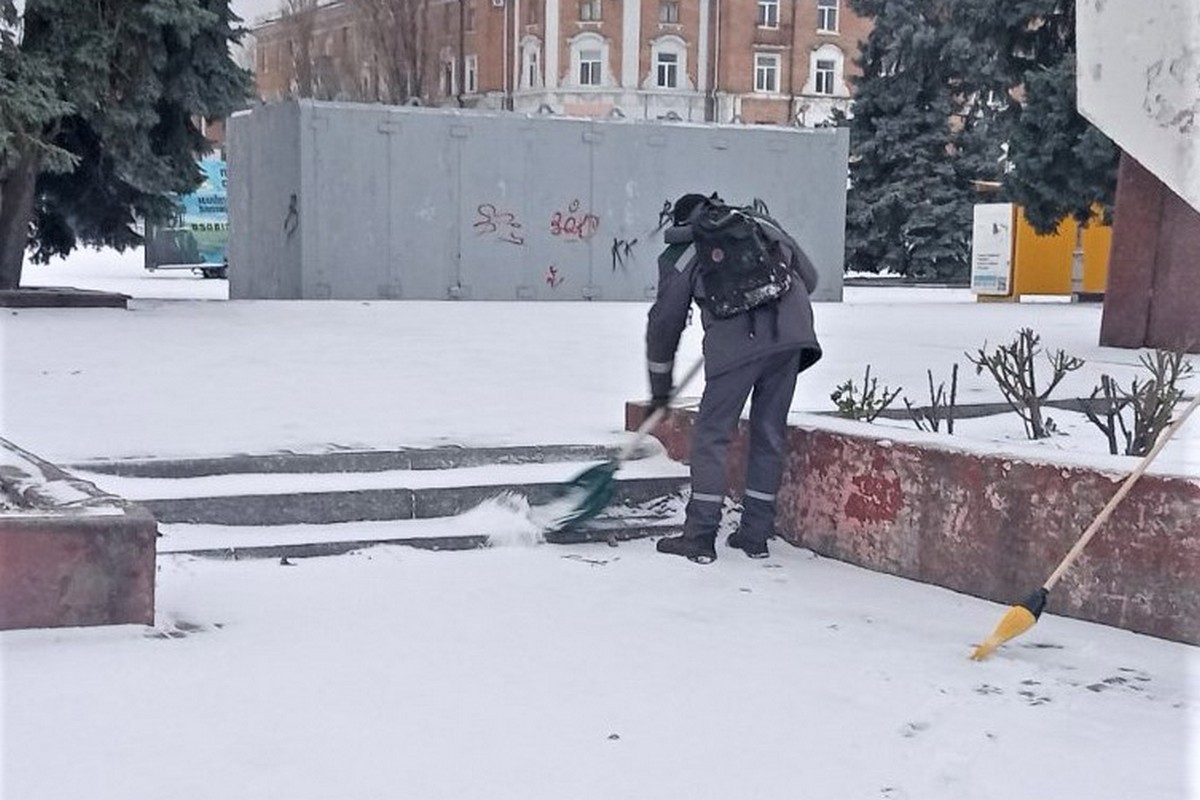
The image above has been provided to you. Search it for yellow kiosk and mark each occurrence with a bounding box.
[970,203,1111,302]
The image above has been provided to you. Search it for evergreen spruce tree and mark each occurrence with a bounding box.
[0,0,76,282]
[843,0,1003,280]
[0,0,251,289]
[969,0,1118,233]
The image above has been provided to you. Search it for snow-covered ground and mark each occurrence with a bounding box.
[8,247,1198,476]
[2,249,1198,800]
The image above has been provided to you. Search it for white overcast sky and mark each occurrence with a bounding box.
[12,1,281,27]
[231,0,282,26]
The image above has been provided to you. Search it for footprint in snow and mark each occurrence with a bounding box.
[146,619,223,639]
[1017,689,1052,706]
[1086,673,1151,693]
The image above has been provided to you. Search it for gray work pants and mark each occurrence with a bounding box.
[683,349,802,541]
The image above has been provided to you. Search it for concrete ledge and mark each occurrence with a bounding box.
[628,403,1200,645]
[143,476,688,526]
[0,287,130,309]
[172,516,684,561]
[69,444,627,478]
[0,439,156,630]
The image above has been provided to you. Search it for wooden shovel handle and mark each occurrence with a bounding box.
[1044,391,1200,591]
[619,357,705,462]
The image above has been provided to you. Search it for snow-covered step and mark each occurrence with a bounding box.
[68,446,690,557]
[68,444,625,479]
[158,498,686,561]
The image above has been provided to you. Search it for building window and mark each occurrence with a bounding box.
[808,44,845,96]
[570,32,608,87]
[656,52,678,88]
[521,39,541,88]
[817,0,839,33]
[659,0,679,23]
[754,52,780,93]
[647,35,687,91]
[580,0,601,22]
[579,48,602,85]
[757,0,779,28]
[814,59,835,94]
[466,1,476,31]
[442,59,456,97]
[526,1,539,24]
[465,54,478,94]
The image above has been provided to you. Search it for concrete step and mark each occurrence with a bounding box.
[166,514,685,561]
[69,444,625,479]
[72,445,689,527]
[73,446,691,559]
[140,475,688,526]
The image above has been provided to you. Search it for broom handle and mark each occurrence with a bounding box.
[1044,391,1200,591]
[618,356,705,462]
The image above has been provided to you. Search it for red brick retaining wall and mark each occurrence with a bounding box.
[1,439,156,630]
[0,510,157,629]
[628,403,1200,645]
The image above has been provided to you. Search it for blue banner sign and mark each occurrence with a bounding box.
[145,157,228,278]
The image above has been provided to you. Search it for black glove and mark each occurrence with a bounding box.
[648,393,671,417]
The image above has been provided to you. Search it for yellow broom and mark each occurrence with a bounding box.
[971,390,1200,661]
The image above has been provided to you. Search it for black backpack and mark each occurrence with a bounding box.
[691,201,795,319]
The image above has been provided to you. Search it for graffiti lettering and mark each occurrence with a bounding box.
[549,198,601,241]
[611,237,638,272]
[545,265,565,288]
[473,203,525,245]
[657,199,673,231]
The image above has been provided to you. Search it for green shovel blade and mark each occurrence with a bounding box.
[540,461,619,532]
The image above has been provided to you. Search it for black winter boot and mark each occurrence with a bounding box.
[658,494,722,564]
[726,530,770,559]
[656,534,717,564]
[731,495,775,558]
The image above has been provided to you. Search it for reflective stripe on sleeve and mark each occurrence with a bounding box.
[647,359,674,374]
[691,492,725,504]
[674,244,696,272]
[744,489,776,502]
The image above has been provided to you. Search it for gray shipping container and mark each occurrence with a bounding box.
[227,100,847,302]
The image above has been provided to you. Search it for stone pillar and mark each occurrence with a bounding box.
[1100,152,1200,353]
[544,0,559,89]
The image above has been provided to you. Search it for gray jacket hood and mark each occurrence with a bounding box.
[663,224,694,245]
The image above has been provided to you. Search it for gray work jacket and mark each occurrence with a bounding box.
[645,220,823,397]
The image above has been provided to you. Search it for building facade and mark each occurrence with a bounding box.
[252,0,870,125]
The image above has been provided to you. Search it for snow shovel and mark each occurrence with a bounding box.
[970,390,1200,661]
[536,357,705,534]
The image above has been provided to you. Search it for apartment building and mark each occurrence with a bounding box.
[252,0,870,125]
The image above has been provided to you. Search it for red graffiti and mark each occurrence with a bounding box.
[549,198,600,241]
[844,473,903,524]
[474,203,525,245]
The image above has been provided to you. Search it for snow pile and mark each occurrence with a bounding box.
[0,439,124,515]
[466,491,545,547]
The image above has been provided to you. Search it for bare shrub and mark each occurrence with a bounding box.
[831,365,901,423]
[966,328,1085,440]
[1083,350,1194,456]
[904,363,959,434]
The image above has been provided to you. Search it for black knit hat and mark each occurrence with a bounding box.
[671,193,713,225]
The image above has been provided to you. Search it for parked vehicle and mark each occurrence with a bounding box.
[145,157,228,279]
